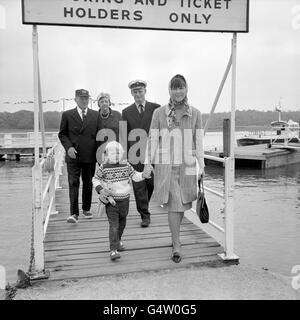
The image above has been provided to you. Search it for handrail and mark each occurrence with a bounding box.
[31,140,64,275]
[185,155,236,260]
[40,141,64,235]
[204,154,226,163]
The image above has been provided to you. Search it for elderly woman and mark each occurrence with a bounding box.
[144,74,205,263]
[97,92,122,142]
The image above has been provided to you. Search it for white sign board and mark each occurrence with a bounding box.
[22,0,249,33]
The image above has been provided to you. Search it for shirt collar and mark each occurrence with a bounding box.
[77,106,88,117]
[135,101,146,110]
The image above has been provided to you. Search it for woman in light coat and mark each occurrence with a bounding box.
[144,74,205,263]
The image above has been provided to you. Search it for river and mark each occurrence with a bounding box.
[0,132,300,283]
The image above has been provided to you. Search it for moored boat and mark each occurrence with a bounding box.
[237,104,300,147]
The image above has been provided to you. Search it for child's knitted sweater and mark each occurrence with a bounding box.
[92,161,144,200]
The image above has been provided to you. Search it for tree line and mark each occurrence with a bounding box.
[0,109,300,131]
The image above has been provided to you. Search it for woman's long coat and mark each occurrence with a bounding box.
[145,104,205,205]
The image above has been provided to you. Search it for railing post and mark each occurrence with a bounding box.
[29,24,49,280]
[219,33,239,262]
[31,164,45,271]
[218,157,238,261]
[49,172,58,215]
[55,144,64,189]
[223,119,231,157]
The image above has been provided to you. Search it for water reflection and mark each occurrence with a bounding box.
[203,160,300,276]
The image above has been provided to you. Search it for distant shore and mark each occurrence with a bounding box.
[1,109,300,132]
[0,125,272,134]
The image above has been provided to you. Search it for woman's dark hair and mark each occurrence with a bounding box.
[170,74,187,89]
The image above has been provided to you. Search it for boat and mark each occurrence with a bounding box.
[237,103,300,147]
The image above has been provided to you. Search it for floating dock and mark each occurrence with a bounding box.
[205,143,300,169]
[0,132,57,160]
[43,168,227,282]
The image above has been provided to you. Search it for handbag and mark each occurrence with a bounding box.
[196,176,209,223]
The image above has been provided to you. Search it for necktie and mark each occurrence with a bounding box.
[82,110,86,121]
[139,104,144,116]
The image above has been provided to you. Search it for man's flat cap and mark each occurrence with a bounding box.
[75,89,90,97]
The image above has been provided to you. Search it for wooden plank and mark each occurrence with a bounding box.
[44,228,208,245]
[46,212,172,225]
[45,243,221,264]
[45,237,217,253]
[45,227,204,242]
[45,245,221,266]
[45,237,219,258]
[45,254,223,281]
[46,251,223,275]
[44,223,203,241]
[45,245,223,269]
[44,231,211,251]
[45,219,194,233]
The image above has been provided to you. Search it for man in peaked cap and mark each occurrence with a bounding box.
[122,80,160,227]
[59,89,104,223]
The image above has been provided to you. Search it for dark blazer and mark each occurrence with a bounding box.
[122,101,160,165]
[58,107,103,163]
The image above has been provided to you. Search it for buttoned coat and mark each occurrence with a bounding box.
[145,104,205,205]
[58,108,103,163]
[122,101,160,170]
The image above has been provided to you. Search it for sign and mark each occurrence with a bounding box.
[22,0,249,33]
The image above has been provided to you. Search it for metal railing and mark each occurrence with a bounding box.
[29,140,65,279]
[185,154,238,261]
[270,126,300,147]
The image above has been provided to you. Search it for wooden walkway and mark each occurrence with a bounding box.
[44,169,224,281]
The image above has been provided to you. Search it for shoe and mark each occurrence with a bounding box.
[82,210,93,219]
[140,219,150,228]
[118,241,125,252]
[110,250,121,261]
[67,215,78,223]
[171,252,182,263]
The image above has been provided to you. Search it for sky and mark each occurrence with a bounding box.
[0,0,300,114]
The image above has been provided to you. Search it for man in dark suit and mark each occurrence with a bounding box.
[122,80,160,227]
[59,89,103,223]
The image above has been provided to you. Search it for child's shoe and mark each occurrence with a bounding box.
[110,250,121,261]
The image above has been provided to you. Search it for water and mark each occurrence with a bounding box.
[0,159,33,283]
[0,132,300,283]
[204,164,300,277]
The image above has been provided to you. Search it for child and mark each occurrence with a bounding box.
[92,141,152,261]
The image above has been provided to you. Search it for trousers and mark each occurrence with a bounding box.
[132,175,154,221]
[106,198,129,251]
[67,162,96,216]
